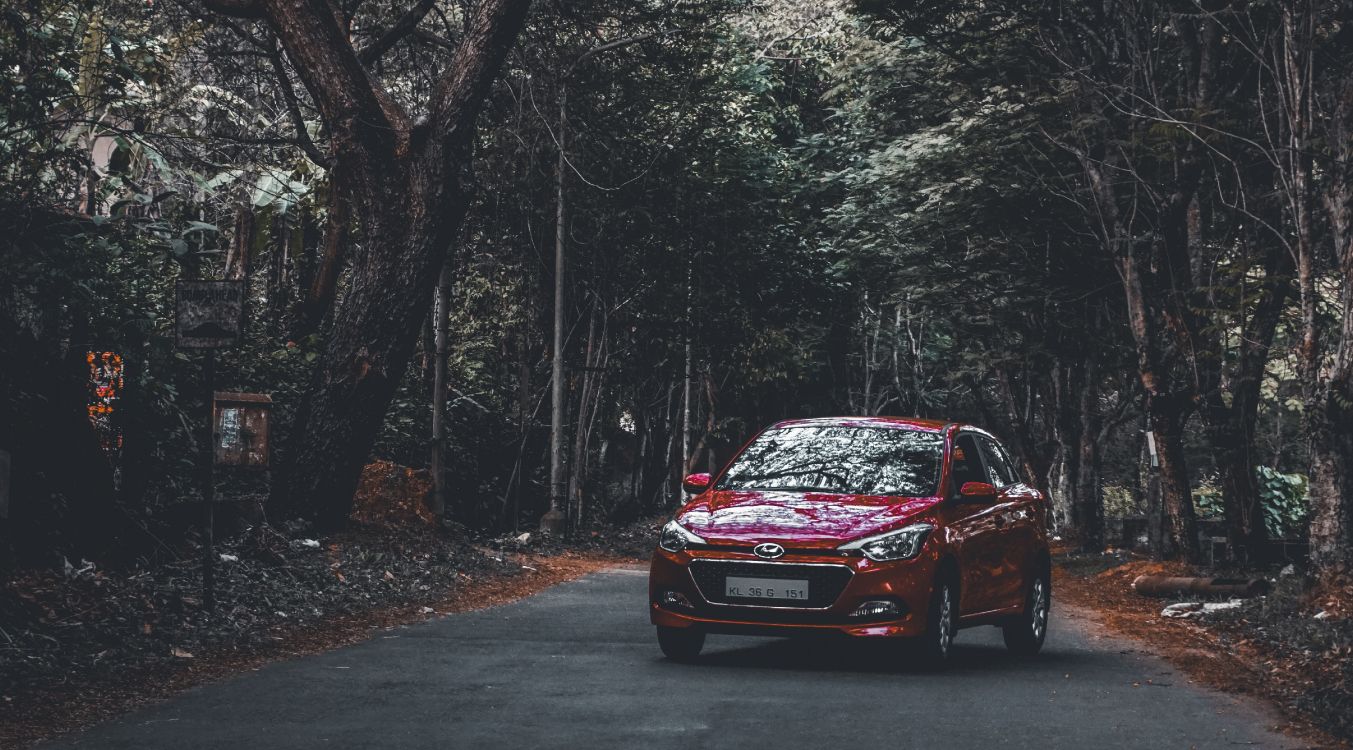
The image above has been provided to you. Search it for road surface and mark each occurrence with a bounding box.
[55,566,1303,749]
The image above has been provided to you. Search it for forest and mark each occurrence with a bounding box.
[2,0,1352,584]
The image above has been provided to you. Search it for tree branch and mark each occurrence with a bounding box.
[413,28,458,52]
[248,0,409,197]
[202,0,264,19]
[566,31,667,78]
[356,0,436,66]
[426,0,533,152]
[268,41,330,167]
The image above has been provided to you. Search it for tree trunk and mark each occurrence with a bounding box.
[983,367,1052,493]
[680,259,692,490]
[1052,361,1085,534]
[1116,217,1200,561]
[567,301,603,528]
[1149,396,1199,561]
[268,207,295,337]
[254,0,532,529]
[296,169,351,337]
[1207,201,1291,559]
[1074,363,1104,552]
[1309,70,1353,578]
[685,374,717,476]
[224,206,255,282]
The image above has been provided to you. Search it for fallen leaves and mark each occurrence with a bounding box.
[1057,552,1353,748]
[0,520,642,750]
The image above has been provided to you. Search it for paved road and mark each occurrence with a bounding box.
[55,567,1303,750]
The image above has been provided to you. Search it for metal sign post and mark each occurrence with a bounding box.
[176,279,244,614]
[201,351,217,612]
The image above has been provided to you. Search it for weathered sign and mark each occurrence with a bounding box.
[0,448,11,519]
[176,281,244,348]
[214,392,272,467]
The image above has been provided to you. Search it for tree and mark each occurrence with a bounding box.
[202,0,532,529]
[1305,0,1353,577]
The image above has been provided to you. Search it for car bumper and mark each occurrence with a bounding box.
[648,546,940,638]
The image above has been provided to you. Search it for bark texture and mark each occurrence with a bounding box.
[1309,66,1353,577]
[206,0,533,528]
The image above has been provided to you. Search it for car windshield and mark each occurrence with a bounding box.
[715,425,944,497]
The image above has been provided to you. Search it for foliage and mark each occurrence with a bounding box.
[1,0,1347,568]
[1195,467,1310,539]
[1255,466,1309,539]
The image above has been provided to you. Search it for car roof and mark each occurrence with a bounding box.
[768,416,955,433]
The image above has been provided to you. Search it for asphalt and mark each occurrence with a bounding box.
[52,566,1304,750]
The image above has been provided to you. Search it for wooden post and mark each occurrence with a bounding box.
[430,260,451,520]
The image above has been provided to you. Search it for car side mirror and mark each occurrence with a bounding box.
[682,472,712,494]
[957,481,997,502]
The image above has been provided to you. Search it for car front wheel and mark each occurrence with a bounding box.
[656,626,705,661]
[911,576,957,668]
[1003,571,1050,655]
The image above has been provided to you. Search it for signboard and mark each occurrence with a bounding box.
[0,448,11,519]
[213,392,272,467]
[176,281,244,348]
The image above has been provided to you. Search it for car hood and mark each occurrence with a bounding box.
[676,489,940,548]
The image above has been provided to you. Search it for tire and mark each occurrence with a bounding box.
[1002,570,1051,655]
[656,626,705,661]
[912,575,957,669]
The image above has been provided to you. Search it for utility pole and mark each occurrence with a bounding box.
[540,88,569,535]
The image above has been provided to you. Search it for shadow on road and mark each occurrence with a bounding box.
[678,630,1086,676]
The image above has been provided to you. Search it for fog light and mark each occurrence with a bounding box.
[849,600,900,618]
[660,590,694,609]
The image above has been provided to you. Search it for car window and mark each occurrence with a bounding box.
[994,442,1024,486]
[950,434,987,490]
[716,426,945,496]
[977,437,1016,487]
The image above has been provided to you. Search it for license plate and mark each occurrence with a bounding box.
[725,576,809,601]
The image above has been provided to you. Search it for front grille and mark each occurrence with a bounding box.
[688,559,853,609]
[686,543,856,558]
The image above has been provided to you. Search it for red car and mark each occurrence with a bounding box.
[649,417,1051,666]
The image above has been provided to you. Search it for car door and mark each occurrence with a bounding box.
[946,432,1004,615]
[976,436,1038,611]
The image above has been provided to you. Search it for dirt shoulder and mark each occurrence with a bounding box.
[0,511,652,750]
[1055,551,1352,749]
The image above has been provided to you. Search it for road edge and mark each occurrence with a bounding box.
[1,551,626,749]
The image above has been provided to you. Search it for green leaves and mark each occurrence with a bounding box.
[1194,467,1309,538]
[181,220,219,237]
[1256,466,1309,538]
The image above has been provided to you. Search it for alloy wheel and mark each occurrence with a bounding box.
[1031,578,1048,641]
[937,585,953,657]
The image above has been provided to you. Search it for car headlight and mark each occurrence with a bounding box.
[659,520,705,553]
[837,523,935,561]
